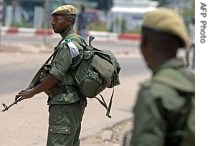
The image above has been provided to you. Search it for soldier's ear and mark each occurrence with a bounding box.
[66,17,74,26]
[67,18,72,25]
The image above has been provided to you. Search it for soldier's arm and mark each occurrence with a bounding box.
[17,43,73,100]
[17,74,60,100]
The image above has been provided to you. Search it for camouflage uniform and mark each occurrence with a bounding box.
[46,30,86,146]
[14,5,86,146]
[130,58,194,146]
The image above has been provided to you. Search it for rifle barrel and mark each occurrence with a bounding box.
[1,99,20,112]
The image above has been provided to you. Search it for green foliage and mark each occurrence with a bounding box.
[125,28,140,34]
[181,1,195,17]
[121,19,126,33]
[11,21,33,28]
[87,21,108,31]
[180,1,195,28]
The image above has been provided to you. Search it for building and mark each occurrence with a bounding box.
[1,0,97,28]
[2,0,159,33]
[3,0,44,27]
[108,0,158,33]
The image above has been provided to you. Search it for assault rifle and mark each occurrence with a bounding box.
[1,50,56,112]
[1,64,50,112]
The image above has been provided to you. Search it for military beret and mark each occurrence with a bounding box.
[51,5,77,16]
[142,7,189,48]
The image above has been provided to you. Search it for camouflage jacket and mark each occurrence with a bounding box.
[47,30,84,105]
[130,58,195,146]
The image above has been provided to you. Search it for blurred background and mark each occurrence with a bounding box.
[0,0,194,34]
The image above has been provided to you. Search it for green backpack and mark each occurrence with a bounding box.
[66,35,121,118]
[27,35,120,118]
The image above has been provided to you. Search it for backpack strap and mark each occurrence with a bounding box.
[65,33,87,48]
[95,87,114,118]
[28,38,67,88]
[28,48,59,88]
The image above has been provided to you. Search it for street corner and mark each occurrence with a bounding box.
[1,27,54,37]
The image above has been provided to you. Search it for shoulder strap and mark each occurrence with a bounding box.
[95,88,114,118]
[65,34,87,47]
[28,35,85,89]
[28,49,59,88]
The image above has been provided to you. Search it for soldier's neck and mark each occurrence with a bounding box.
[61,27,73,39]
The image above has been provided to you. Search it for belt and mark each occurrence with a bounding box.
[51,85,78,96]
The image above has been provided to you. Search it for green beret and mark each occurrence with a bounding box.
[142,7,189,48]
[51,5,77,16]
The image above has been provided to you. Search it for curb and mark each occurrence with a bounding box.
[1,26,54,36]
[1,27,141,41]
[118,33,141,41]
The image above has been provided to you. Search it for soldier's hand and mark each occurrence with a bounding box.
[16,88,35,101]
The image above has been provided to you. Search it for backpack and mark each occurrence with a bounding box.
[66,35,121,118]
[153,68,195,146]
[28,35,120,118]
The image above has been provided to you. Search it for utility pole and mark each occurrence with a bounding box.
[43,0,49,45]
[0,0,3,46]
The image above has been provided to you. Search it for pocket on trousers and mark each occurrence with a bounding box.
[49,105,70,125]
[48,125,71,135]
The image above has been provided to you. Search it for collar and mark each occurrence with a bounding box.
[153,58,185,74]
[63,29,75,40]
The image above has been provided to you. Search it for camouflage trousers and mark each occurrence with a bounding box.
[46,99,86,146]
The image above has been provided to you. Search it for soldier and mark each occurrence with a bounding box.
[130,8,195,146]
[16,5,87,146]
